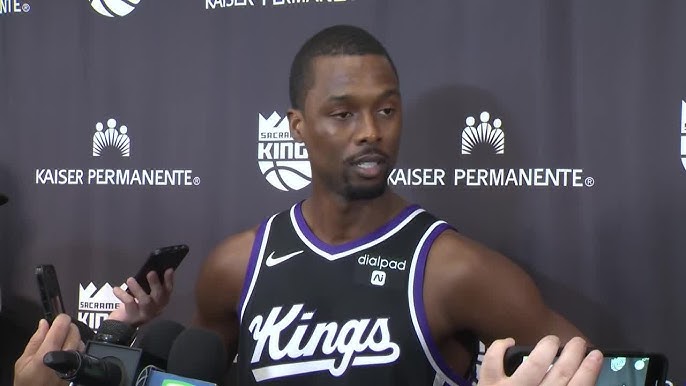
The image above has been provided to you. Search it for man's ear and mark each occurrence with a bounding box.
[287,109,304,143]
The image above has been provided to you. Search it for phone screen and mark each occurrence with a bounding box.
[522,355,650,386]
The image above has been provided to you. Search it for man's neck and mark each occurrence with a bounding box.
[300,190,407,246]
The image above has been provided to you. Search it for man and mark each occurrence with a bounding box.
[13,314,603,386]
[192,25,587,386]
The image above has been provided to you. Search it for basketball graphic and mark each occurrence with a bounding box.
[257,112,311,191]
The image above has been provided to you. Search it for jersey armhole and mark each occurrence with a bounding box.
[408,222,473,386]
[236,215,275,322]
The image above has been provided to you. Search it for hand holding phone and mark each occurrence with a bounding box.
[110,244,189,327]
[504,344,668,386]
[126,244,189,295]
[35,264,66,325]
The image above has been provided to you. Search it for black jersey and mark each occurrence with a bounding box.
[235,202,481,385]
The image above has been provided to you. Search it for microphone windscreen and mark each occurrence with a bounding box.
[133,319,185,363]
[167,327,227,383]
[95,319,135,345]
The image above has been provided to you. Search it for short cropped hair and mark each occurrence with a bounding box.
[289,25,398,110]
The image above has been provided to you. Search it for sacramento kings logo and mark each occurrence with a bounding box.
[89,0,140,17]
[461,111,505,155]
[257,112,311,191]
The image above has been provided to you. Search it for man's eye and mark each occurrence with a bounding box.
[379,108,395,116]
[333,112,353,119]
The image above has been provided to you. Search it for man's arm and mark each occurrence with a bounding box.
[426,230,585,346]
[192,227,256,365]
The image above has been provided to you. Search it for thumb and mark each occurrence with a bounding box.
[21,319,49,356]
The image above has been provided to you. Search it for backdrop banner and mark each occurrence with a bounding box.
[1,0,684,383]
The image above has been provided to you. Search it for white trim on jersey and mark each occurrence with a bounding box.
[240,214,277,323]
[407,220,461,386]
[289,205,426,261]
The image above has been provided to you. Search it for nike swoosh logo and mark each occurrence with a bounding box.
[265,250,304,267]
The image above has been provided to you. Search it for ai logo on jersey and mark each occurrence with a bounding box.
[257,112,311,191]
[89,0,140,17]
[370,270,386,286]
[461,111,505,155]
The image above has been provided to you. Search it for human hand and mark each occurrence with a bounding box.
[13,314,84,386]
[109,268,174,328]
[479,335,603,386]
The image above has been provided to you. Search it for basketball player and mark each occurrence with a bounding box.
[187,25,592,386]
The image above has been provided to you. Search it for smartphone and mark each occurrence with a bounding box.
[504,346,668,386]
[35,264,66,324]
[126,244,189,295]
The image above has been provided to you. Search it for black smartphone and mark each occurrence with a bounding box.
[126,244,189,295]
[504,346,668,386]
[35,264,66,324]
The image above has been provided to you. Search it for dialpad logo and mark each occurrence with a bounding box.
[257,112,311,191]
[89,0,140,17]
[78,282,122,330]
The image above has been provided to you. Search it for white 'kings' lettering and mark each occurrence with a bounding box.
[248,304,400,380]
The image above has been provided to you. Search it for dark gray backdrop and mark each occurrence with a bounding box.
[1,0,684,383]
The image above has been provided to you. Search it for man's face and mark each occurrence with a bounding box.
[289,54,402,200]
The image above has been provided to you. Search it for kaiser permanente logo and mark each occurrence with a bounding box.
[89,0,140,17]
[35,117,201,186]
[206,0,347,10]
[388,110,595,188]
[258,112,311,191]
[78,282,123,330]
[0,0,31,15]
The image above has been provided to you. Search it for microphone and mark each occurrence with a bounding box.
[43,350,128,386]
[166,327,228,384]
[0,194,7,206]
[96,319,137,346]
[132,319,185,370]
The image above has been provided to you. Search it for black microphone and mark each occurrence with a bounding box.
[0,194,7,206]
[132,319,185,370]
[167,327,228,384]
[96,319,137,345]
[43,350,125,386]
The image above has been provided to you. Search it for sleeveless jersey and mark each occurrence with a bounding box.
[235,202,482,385]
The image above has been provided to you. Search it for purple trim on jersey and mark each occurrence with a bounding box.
[413,223,471,386]
[236,219,268,316]
[293,201,421,255]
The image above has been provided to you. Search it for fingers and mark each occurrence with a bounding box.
[62,322,83,352]
[147,271,162,301]
[539,337,587,386]
[568,350,603,386]
[479,337,515,384]
[112,285,135,304]
[36,314,73,358]
[21,319,50,357]
[163,268,174,293]
[512,335,559,385]
[126,276,148,299]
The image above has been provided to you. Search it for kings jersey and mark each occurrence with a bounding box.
[236,202,482,385]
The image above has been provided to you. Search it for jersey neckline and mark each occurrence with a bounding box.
[290,201,423,260]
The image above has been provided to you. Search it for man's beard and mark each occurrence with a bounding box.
[341,176,388,201]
